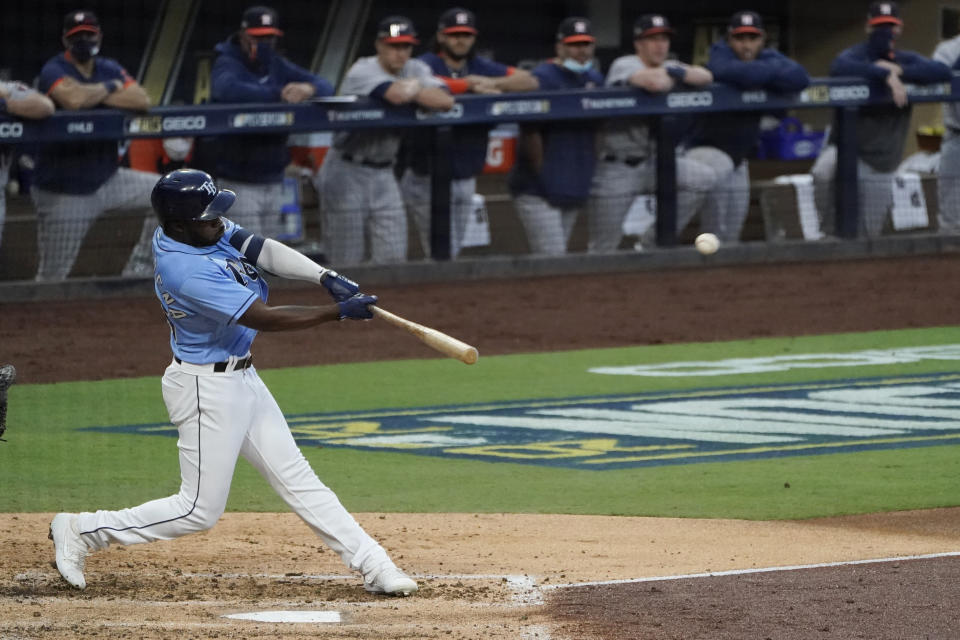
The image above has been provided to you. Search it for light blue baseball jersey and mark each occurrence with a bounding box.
[152,219,267,364]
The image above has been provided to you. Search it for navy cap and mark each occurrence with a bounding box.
[634,14,675,39]
[242,6,283,36]
[729,11,764,35]
[377,15,420,44]
[63,9,100,37]
[557,17,595,44]
[439,8,477,34]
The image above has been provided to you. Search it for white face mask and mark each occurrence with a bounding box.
[562,58,593,74]
[162,137,193,161]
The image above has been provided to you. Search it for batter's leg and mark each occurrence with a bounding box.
[71,367,256,555]
[33,188,101,281]
[368,170,407,264]
[238,370,393,575]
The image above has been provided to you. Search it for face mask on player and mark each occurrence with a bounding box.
[867,26,895,61]
[69,37,100,63]
[249,40,276,67]
[562,57,593,74]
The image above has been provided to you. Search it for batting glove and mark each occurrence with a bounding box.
[338,293,377,320]
[321,270,359,302]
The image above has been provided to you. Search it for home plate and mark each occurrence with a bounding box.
[223,610,341,623]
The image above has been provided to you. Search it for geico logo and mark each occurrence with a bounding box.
[0,122,23,138]
[162,115,206,131]
[67,121,93,133]
[829,85,870,101]
[667,92,713,108]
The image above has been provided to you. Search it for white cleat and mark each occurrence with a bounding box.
[48,513,88,589]
[363,564,418,596]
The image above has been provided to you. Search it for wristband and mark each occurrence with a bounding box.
[666,65,686,82]
[103,80,120,94]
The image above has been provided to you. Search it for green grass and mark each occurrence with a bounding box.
[4,326,960,519]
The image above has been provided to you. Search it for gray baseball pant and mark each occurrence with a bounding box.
[682,147,750,243]
[0,160,9,250]
[34,167,159,281]
[588,153,718,252]
[811,144,894,238]
[513,193,581,255]
[218,179,285,240]
[937,133,960,232]
[400,170,475,258]
[316,153,407,266]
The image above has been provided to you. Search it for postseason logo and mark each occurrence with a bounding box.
[231,111,295,128]
[126,115,207,134]
[488,99,551,116]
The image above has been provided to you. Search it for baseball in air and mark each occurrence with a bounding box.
[695,233,719,255]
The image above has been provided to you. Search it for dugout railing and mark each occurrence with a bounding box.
[0,73,955,270]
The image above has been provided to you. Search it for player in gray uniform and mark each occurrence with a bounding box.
[933,31,960,232]
[316,16,454,265]
[588,14,715,252]
[49,169,418,596]
[0,80,55,249]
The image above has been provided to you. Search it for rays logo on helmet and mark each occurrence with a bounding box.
[200,181,217,196]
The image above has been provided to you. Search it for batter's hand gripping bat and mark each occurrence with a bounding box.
[371,306,478,365]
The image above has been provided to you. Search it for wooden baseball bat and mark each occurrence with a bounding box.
[371,306,478,365]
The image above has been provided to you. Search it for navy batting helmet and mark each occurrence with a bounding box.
[151,169,236,223]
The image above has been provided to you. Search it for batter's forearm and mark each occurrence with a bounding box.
[240,301,340,331]
[257,238,329,284]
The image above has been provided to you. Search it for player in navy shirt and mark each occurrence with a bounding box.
[683,11,809,244]
[210,6,334,240]
[49,169,419,597]
[509,17,603,255]
[34,9,159,281]
[811,1,951,238]
[401,7,536,258]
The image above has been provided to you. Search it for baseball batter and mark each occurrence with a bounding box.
[589,14,716,252]
[211,6,333,240]
[509,17,603,255]
[317,15,453,265]
[401,7,537,258]
[34,10,158,281]
[0,81,55,249]
[49,169,418,596]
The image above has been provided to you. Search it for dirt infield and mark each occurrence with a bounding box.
[3,254,960,638]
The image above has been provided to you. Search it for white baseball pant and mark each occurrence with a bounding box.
[74,360,394,578]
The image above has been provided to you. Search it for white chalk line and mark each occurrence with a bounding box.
[540,551,960,591]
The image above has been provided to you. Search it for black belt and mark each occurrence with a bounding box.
[175,355,253,372]
[603,154,645,167]
[342,153,393,169]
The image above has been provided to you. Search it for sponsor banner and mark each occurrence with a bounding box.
[488,99,551,116]
[85,372,960,470]
[126,114,207,135]
[326,109,385,122]
[581,96,638,110]
[667,91,713,108]
[231,111,295,128]
[416,103,465,120]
